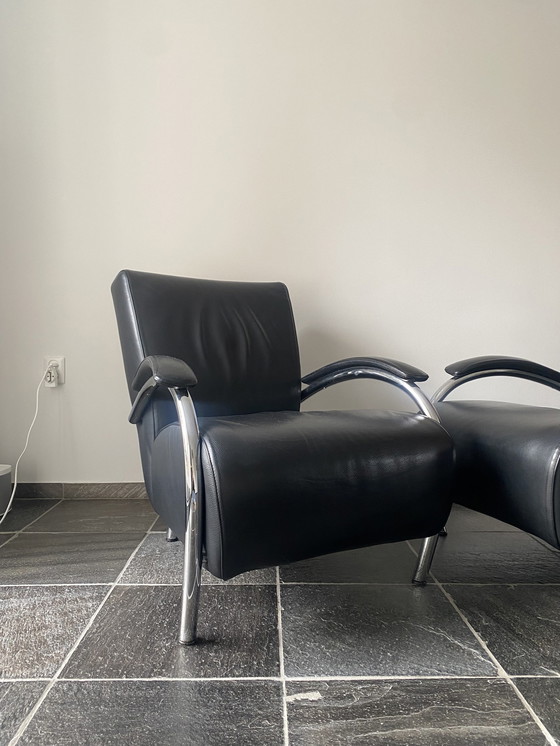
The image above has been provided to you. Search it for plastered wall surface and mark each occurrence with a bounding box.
[0,0,559,481]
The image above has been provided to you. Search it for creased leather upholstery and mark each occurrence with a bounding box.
[436,400,560,548]
[112,270,301,494]
[152,410,454,579]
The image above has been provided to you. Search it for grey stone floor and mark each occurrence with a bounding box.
[1,498,559,745]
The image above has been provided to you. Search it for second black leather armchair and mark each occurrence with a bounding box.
[434,356,560,550]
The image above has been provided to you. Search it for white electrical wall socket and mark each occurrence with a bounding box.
[44,356,66,387]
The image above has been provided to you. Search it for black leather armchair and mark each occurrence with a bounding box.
[434,356,560,549]
[112,270,454,644]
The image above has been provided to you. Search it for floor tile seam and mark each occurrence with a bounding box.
[282,674,511,682]
[440,582,560,587]
[435,579,558,746]
[18,530,152,535]
[406,541,508,676]
[506,678,559,746]
[7,523,157,745]
[116,582,277,587]
[0,583,112,588]
[7,680,56,746]
[5,674,559,684]
[278,581,419,586]
[0,500,64,549]
[53,676,284,683]
[276,568,290,746]
[0,679,51,683]
[0,535,16,549]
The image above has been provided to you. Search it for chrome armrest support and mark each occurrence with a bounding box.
[127,353,202,644]
[434,356,560,403]
[301,366,441,422]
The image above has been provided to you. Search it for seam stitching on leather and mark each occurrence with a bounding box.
[281,283,303,411]
[201,437,226,580]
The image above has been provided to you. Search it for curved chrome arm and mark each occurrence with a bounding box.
[169,388,202,645]
[433,369,560,404]
[301,368,441,422]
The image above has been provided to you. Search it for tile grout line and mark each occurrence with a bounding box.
[406,539,558,744]
[0,500,64,550]
[3,579,560,588]
[276,567,290,746]
[8,516,159,746]
[438,580,558,746]
[407,538,559,745]
[432,574,558,746]
[3,673,560,684]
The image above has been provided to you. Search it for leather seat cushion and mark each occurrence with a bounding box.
[151,410,453,579]
[436,400,560,548]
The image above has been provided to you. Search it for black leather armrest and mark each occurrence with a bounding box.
[302,357,428,384]
[132,355,198,391]
[129,355,197,424]
[445,356,560,385]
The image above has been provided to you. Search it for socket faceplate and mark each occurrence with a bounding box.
[44,357,66,386]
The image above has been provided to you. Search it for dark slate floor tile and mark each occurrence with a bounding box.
[63,585,279,679]
[0,534,15,548]
[286,679,546,746]
[445,505,520,532]
[0,681,46,745]
[0,532,144,584]
[0,499,60,532]
[0,586,107,678]
[119,533,276,585]
[515,678,560,745]
[422,532,560,584]
[19,680,284,746]
[280,543,417,584]
[151,515,167,531]
[26,499,156,533]
[449,585,560,676]
[281,585,496,677]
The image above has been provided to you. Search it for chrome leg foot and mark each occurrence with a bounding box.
[166,528,178,542]
[439,525,448,537]
[412,534,439,585]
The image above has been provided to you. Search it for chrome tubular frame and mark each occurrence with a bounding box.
[302,368,441,420]
[433,369,560,404]
[302,368,442,585]
[169,388,202,645]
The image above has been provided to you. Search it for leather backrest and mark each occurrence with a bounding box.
[111,269,302,492]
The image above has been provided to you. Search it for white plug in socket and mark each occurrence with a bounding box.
[44,357,66,387]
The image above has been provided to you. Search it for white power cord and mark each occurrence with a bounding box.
[0,362,57,527]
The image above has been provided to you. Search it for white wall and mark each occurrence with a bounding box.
[1,0,559,482]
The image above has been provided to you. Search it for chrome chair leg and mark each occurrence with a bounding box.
[412,534,439,585]
[166,528,178,542]
[179,494,202,645]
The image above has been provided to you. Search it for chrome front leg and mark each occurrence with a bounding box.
[412,534,439,585]
[170,389,203,645]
